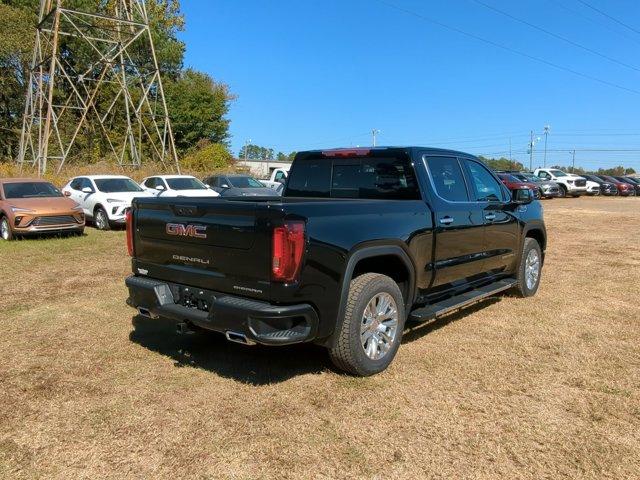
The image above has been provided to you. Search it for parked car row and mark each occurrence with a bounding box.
[494,168,639,198]
[0,172,279,240]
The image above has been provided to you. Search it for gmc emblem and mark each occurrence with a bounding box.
[166,223,207,239]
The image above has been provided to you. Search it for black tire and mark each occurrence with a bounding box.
[0,216,14,241]
[513,238,542,298]
[94,207,111,231]
[557,185,567,198]
[328,273,405,376]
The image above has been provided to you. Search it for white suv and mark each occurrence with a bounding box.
[62,175,152,230]
[533,168,588,198]
[140,175,220,198]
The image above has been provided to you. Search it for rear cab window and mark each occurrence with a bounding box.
[285,151,420,200]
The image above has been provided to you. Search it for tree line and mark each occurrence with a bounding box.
[0,0,235,167]
[238,144,296,163]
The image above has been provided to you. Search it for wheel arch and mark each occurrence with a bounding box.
[326,243,417,348]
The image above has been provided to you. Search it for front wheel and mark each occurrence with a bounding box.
[513,238,542,297]
[329,273,405,376]
[557,185,567,198]
[94,207,111,231]
[0,216,14,241]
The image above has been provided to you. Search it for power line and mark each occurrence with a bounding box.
[552,0,640,46]
[576,0,640,37]
[375,0,640,95]
[471,0,640,72]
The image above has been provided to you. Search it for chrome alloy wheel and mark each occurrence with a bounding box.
[525,249,540,290]
[360,292,399,360]
[1,218,9,240]
[95,210,107,230]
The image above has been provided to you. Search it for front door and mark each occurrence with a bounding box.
[462,158,520,275]
[423,155,486,288]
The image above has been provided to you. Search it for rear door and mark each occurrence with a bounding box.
[423,155,486,287]
[462,158,519,275]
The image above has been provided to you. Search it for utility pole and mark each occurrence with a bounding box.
[529,130,534,171]
[571,149,576,173]
[543,125,551,167]
[372,129,380,147]
[509,137,512,163]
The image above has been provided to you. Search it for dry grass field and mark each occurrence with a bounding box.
[1,197,639,479]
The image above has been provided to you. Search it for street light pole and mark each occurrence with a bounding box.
[372,129,380,147]
[543,125,551,167]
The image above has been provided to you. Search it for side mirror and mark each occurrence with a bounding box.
[513,188,533,204]
[82,187,93,194]
[155,185,165,191]
[63,190,71,197]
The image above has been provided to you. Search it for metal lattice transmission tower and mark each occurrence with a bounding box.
[17,0,180,175]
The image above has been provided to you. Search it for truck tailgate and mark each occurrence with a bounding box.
[132,198,274,299]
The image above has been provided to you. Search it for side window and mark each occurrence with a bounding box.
[80,178,93,191]
[274,171,285,182]
[144,178,156,188]
[70,178,82,190]
[425,156,469,202]
[464,160,504,202]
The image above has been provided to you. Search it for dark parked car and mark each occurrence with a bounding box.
[126,147,546,376]
[596,175,635,196]
[581,174,618,196]
[613,176,640,196]
[202,174,279,197]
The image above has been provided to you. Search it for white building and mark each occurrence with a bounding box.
[236,159,292,178]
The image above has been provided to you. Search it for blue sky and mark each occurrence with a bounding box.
[179,0,640,171]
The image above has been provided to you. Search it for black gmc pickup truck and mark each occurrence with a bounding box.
[125,147,546,376]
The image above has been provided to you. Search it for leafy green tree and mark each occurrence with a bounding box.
[276,151,296,162]
[239,144,275,161]
[0,2,35,159]
[165,69,235,152]
[477,155,525,171]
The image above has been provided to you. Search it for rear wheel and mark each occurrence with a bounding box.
[0,216,14,241]
[94,207,111,231]
[513,238,542,297]
[329,273,405,376]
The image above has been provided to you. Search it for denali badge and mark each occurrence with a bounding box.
[166,223,207,239]
[173,254,210,265]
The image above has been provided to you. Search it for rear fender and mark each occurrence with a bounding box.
[324,243,416,348]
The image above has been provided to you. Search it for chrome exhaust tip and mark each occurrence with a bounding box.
[225,331,256,346]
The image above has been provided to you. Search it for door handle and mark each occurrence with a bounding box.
[439,216,454,225]
[485,213,496,221]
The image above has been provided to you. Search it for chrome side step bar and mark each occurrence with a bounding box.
[409,278,517,322]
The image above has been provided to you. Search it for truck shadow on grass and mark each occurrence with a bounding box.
[129,315,329,385]
[129,297,503,384]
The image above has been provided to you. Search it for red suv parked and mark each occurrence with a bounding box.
[496,173,541,199]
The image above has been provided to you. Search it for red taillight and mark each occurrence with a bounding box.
[272,220,305,282]
[125,209,134,256]
[321,148,371,157]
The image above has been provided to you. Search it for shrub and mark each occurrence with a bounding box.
[180,142,233,173]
